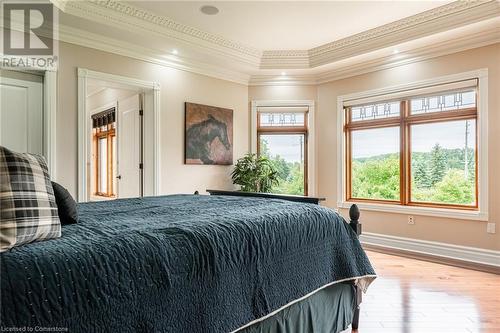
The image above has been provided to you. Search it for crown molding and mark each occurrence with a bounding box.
[306,0,500,68]
[58,24,250,85]
[260,0,500,69]
[57,0,262,67]
[57,21,499,87]
[46,1,499,87]
[56,1,500,71]
[250,27,500,86]
[260,50,310,69]
[315,26,500,84]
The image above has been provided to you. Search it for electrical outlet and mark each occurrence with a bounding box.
[487,223,496,234]
[408,216,415,225]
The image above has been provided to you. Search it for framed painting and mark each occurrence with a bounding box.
[185,102,233,165]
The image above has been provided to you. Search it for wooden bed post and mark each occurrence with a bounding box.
[349,204,362,330]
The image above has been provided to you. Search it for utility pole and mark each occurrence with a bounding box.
[464,120,470,179]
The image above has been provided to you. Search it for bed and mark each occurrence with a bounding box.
[0,194,375,332]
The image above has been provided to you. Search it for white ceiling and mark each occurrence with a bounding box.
[128,1,450,50]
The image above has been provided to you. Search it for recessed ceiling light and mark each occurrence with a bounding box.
[200,5,219,15]
[393,49,399,54]
[281,72,287,76]
[172,49,178,55]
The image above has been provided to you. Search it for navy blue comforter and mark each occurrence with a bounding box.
[1,195,375,332]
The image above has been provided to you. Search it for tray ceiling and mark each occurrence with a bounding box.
[51,0,500,84]
[129,1,450,50]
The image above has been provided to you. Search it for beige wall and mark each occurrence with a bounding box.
[57,42,248,197]
[250,44,500,251]
[87,87,137,112]
[249,85,317,101]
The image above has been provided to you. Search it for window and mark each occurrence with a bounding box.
[92,108,116,197]
[344,84,478,210]
[257,109,309,195]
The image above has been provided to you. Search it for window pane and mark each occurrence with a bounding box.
[351,102,400,122]
[411,120,476,205]
[410,90,476,114]
[259,134,305,195]
[259,112,305,127]
[99,137,107,194]
[351,127,400,200]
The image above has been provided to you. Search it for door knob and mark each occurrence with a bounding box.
[116,175,122,180]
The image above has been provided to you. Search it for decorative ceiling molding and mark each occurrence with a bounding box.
[56,21,499,87]
[58,24,251,85]
[57,0,262,67]
[46,1,500,86]
[310,0,498,59]
[260,50,310,69]
[56,0,500,71]
[250,27,500,86]
[260,0,500,69]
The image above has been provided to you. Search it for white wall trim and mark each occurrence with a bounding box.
[43,71,57,179]
[360,232,500,268]
[250,100,316,196]
[336,69,489,221]
[60,0,261,65]
[77,68,160,202]
[251,27,500,86]
[55,0,499,71]
[57,24,251,86]
[47,11,499,87]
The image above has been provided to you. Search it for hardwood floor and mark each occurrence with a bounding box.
[344,250,500,333]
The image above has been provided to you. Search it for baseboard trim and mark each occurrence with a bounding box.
[360,232,500,275]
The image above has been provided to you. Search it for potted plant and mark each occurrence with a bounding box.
[231,153,279,192]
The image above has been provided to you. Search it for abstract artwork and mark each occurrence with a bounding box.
[185,102,233,165]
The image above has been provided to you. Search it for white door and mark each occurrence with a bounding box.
[0,70,43,154]
[117,94,142,198]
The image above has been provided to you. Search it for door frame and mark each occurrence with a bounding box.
[77,68,160,202]
[0,69,57,177]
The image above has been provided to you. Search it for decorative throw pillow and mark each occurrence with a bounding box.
[52,181,78,225]
[0,146,61,252]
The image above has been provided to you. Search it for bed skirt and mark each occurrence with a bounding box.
[236,282,355,333]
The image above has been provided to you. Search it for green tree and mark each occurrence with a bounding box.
[433,169,474,204]
[430,143,446,185]
[352,155,400,200]
[413,159,431,189]
[272,162,304,195]
[259,138,304,195]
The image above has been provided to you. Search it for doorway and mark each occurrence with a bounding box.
[0,69,57,176]
[78,69,160,202]
[87,80,143,200]
[0,70,44,155]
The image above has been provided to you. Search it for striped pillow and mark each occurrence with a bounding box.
[0,146,61,252]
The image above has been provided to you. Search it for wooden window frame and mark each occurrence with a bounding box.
[344,93,478,211]
[256,111,309,196]
[93,124,116,198]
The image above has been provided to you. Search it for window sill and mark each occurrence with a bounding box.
[337,201,488,221]
[90,195,116,202]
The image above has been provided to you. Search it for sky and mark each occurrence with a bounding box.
[261,134,304,162]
